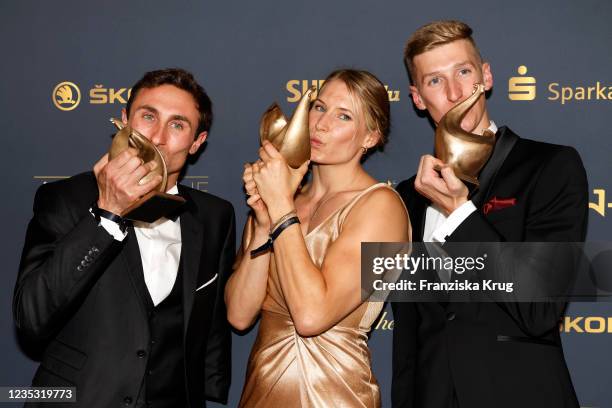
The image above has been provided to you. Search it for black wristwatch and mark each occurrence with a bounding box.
[90,201,130,233]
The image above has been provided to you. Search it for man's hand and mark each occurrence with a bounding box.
[414,154,469,215]
[93,149,162,215]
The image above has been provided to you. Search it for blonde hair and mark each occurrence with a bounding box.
[320,69,390,147]
[404,20,482,83]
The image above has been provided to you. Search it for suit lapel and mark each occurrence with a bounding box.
[470,126,519,208]
[406,184,448,307]
[178,186,204,336]
[122,227,154,312]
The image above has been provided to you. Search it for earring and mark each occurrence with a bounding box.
[361,146,368,154]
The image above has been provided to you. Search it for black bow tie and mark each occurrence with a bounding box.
[165,194,187,222]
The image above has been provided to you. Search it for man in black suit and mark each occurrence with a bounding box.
[392,21,588,408]
[14,68,235,407]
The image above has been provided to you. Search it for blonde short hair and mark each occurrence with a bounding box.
[404,20,482,83]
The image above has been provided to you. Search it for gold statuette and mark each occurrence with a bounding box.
[434,83,495,186]
[108,118,185,222]
[259,86,314,168]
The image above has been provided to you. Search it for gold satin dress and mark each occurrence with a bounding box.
[239,183,403,408]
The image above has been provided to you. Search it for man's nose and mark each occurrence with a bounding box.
[446,80,463,103]
[147,124,166,145]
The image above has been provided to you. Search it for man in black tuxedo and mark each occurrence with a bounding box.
[14,68,235,407]
[392,21,588,408]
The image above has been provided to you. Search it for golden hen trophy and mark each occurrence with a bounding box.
[259,86,314,168]
[108,118,186,222]
[240,87,314,255]
[434,83,495,186]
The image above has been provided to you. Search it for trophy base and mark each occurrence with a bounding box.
[121,191,186,223]
[433,164,480,187]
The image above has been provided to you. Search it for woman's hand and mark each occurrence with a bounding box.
[243,162,271,232]
[252,141,309,222]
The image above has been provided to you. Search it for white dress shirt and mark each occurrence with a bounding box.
[98,185,182,306]
[423,121,498,243]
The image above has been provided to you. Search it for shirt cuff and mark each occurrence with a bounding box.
[89,210,127,241]
[430,200,477,243]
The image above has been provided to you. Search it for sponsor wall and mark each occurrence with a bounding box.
[1,0,610,406]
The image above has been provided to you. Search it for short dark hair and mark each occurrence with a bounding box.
[126,68,213,135]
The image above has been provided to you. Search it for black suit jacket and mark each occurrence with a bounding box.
[14,172,235,407]
[392,127,588,408]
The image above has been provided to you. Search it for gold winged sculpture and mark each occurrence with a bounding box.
[434,83,496,186]
[108,118,185,222]
[240,87,315,255]
[259,86,314,168]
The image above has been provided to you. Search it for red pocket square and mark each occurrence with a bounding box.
[483,196,517,215]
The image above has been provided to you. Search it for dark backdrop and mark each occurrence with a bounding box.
[1,1,611,406]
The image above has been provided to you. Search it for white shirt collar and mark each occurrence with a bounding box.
[487,120,498,135]
[166,184,179,195]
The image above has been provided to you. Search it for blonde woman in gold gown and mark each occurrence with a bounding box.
[225,69,411,408]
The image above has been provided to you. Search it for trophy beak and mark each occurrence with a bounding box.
[277,86,314,168]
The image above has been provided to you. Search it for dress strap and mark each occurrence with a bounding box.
[338,182,407,229]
